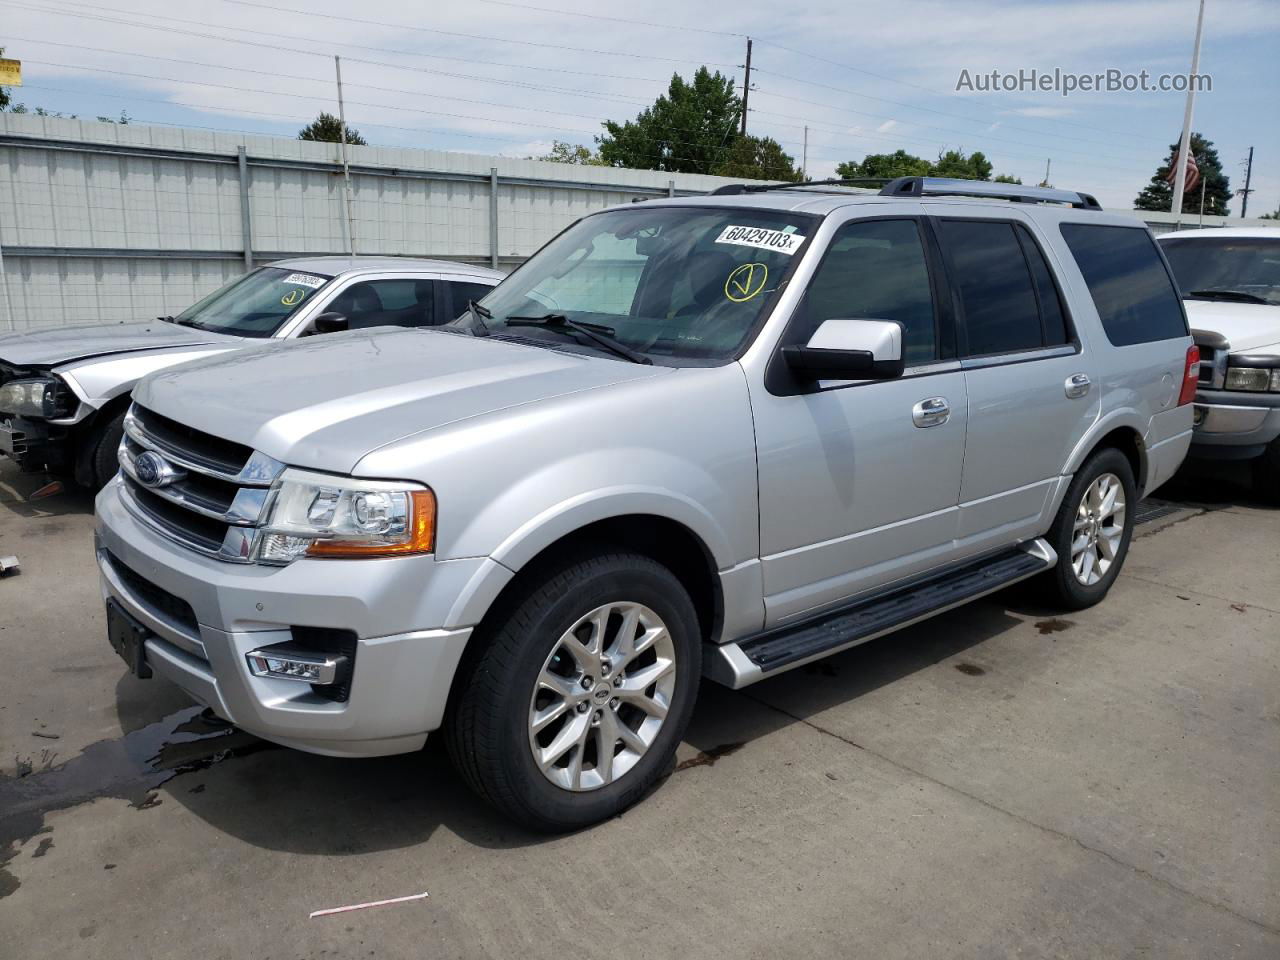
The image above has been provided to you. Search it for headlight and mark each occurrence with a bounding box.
[0,377,70,418]
[256,468,436,564]
[1223,366,1280,392]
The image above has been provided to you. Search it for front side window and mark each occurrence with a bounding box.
[1158,236,1280,306]
[794,219,937,364]
[458,206,817,362]
[938,219,1043,356]
[325,278,436,330]
[1061,223,1187,345]
[447,280,500,320]
[174,267,332,338]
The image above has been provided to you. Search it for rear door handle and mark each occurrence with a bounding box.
[912,396,950,428]
[1065,373,1092,399]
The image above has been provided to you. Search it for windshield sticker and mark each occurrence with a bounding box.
[724,262,768,303]
[280,288,305,307]
[281,272,327,289]
[715,225,806,256]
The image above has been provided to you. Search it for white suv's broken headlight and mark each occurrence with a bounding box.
[0,377,71,418]
[257,468,436,564]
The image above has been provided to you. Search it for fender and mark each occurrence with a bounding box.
[441,486,739,631]
[1061,406,1148,489]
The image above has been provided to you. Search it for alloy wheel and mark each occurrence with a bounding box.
[1071,472,1126,586]
[527,601,676,792]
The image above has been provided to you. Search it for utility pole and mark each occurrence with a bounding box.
[1198,167,1207,226]
[740,37,752,136]
[802,125,808,178]
[1239,146,1255,218]
[1040,158,1052,188]
[1170,0,1206,228]
[334,55,356,256]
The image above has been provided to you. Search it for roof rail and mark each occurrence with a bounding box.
[879,176,1102,210]
[708,178,887,196]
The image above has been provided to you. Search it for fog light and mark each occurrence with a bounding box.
[246,646,346,685]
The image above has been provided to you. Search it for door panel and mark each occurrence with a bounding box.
[754,373,968,622]
[958,355,1098,544]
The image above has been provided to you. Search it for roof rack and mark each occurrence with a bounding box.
[709,178,887,196]
[878,176,1102,210]
[706,175,1102,211]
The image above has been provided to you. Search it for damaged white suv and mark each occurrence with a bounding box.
[95,178,1195,829]
[0,258,501,489]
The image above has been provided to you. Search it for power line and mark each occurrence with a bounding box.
[221,0,738,68]
[459,0,744,38]
[753,38,1151,145]
[5,3,660,108]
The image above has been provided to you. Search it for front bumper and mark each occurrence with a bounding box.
[0,415,72,471]
[95,477,498,758]
[1189,388,1280,460]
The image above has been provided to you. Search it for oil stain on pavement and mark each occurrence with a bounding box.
[0,707,270,898]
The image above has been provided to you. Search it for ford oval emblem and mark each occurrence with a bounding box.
[134,450,184,488]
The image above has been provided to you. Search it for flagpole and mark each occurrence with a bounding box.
[1170,0,1206,228]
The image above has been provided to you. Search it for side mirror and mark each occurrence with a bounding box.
[782,318,905,382]
[312,312,349,334]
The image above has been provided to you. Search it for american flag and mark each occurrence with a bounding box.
[1166,149,1201,194]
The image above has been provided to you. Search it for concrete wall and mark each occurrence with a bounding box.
[0,114,762,331]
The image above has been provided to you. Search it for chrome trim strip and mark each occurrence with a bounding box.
[117,478,256,564]
[118,442,264,526]
[123,409,284,487]
[960,344,1078,370]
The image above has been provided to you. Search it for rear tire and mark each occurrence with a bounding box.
[445,550,701,832]
[1038,448,1137,610]
[89,410,127,491]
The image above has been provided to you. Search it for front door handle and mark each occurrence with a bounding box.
[1065,373,1092,399]
[912,396,951,428]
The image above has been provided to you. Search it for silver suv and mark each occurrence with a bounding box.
[95,178,1196,830]
[0,257,502,489]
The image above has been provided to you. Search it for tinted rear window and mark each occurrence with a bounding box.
[938,220,1042,356]
[1060,224,1187,346]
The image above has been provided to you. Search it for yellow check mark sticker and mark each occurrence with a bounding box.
[724,262,768,303]
[280,288,304,306]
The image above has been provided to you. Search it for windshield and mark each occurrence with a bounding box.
[174,267,333,337]
[456,206,818,362]
[1159,236,1280,305]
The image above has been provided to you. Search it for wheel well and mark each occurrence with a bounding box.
[480,515,723,646]
[73,392,132,485]
[1090,427,1146,491]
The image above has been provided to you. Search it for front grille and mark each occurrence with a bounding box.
[119,404,283,562]
[105,549,199,634]
[130,404,254,476]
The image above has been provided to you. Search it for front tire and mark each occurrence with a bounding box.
[1039,448,1137,610]
[445,550,701,831]
[88,410,127,491]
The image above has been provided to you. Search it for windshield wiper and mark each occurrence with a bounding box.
[467,300,492,336]
[1187,289,1270,305]
[163,316,206,329]
[505,314,651,365]
[157,315,177,323]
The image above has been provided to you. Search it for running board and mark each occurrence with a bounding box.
[704,539,1056,689]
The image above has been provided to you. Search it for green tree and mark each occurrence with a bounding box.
[836,147,1017,183]
[712,135,802,181]
[598,67,741,174]
[931,148,994,180]
[534,140,604,165]
[1134,132,1231,216]
[1260,207,1280,220]
[298,112,366,145]
[835,149,931,180]
[0,46,9,112]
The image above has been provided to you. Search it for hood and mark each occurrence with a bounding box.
[133,329,672,473]
[1184,300,1280,356]
[0,321,231,368]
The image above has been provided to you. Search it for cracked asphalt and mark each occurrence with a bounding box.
[1,459,1277,959]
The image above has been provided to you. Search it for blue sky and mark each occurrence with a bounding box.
[3,0,1278,213]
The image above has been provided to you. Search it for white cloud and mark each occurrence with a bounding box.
[875,119,897,132]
